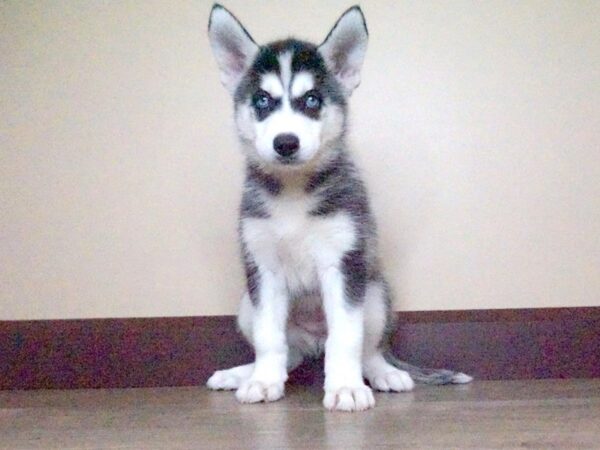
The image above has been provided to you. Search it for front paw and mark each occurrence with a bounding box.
[235,379,285,403]
[323,385,375,412]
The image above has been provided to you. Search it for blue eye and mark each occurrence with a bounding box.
[254,93,270,109]
[305,94,321,109]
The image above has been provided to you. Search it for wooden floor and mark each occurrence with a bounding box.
[1,379,599,449]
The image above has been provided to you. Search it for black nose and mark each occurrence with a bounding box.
[273,133,300,157]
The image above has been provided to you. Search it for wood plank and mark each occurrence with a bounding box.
[0,379,599,449]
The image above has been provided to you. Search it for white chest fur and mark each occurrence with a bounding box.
[241,191,356,293]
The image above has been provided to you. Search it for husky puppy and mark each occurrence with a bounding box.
[206,4,472,412]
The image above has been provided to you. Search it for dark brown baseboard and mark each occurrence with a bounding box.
[1,307,599,390]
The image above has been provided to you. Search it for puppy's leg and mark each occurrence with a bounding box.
[207,292,304,393]
[235,270,290,403]
[321,267,375,412]
[362,280,414,392]
[206,293,255,390]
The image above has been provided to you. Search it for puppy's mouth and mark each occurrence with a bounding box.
[275,154,301,165]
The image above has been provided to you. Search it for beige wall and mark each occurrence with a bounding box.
[1,1,599,320]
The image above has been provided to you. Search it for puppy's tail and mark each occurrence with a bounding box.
[384,352,473,385]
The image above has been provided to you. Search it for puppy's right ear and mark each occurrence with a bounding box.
[208,4,259,94]
[319,6,368,96]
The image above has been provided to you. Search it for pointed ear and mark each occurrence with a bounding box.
[319,6,368,95]
[208,4,259,94]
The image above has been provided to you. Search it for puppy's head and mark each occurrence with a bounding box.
[208,4,368,170]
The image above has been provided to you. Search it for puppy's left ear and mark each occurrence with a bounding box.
[208,4,259,94]
[319,6,368,95]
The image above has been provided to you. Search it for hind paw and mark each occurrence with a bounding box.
[368,368,414,392]
[207,370,243,391]
[235,380,285,403]
[206,363,254,391]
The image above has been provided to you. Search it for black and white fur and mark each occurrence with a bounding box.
[206,4,472,412]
